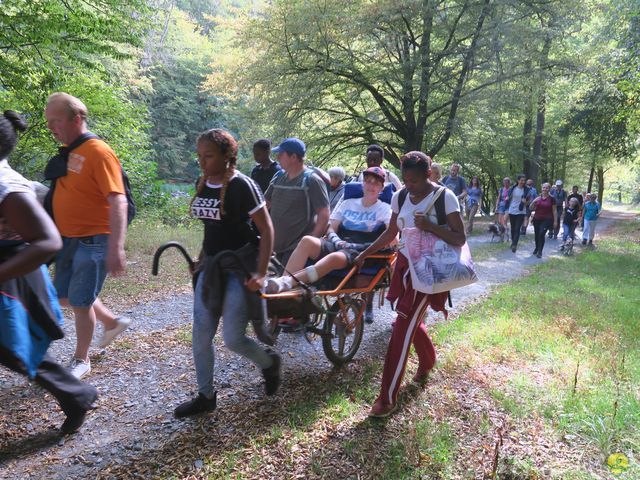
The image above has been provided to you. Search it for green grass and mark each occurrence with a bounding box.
[433,216,640,473]
[100,218,201,306]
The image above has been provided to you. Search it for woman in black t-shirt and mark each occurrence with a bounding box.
[174,129,280,418]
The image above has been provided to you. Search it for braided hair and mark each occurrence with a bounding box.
[400,150,432,176]
[191,128,239,216]
[0,110,27,160]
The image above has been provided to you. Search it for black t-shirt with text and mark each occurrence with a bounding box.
[191,172,265,256]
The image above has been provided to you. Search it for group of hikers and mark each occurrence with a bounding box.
[0,92,602,435]
[494,176,601,257]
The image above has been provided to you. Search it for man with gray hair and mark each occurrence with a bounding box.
[44,92,131,379]
[327,166,346,211]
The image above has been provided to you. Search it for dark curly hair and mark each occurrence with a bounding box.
[0,110,27,160]
[400,150,432,175]
[191,128,239,216]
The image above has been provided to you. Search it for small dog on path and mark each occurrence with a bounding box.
[488,223,509,243]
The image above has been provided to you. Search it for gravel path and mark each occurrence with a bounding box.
[0,213,618,479]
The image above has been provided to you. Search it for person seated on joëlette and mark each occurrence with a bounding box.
[266,166,392,293]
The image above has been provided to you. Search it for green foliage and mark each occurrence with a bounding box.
[0,0,156,198]
[141,9,224,182]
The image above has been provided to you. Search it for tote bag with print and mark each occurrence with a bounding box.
[399,189,477,294]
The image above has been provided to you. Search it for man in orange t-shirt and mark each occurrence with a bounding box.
[45,92,131,379]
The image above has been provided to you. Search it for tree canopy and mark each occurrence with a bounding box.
[0,0,637,205]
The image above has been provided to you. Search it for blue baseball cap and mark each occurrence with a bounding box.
[272,137,306,156]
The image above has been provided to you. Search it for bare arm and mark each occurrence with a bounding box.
[310,206,330,237]
[0,193,62,283]
[354,212,400,267]
[529,196,541,210]
[246,206,274,291]
[327,218,341,234]
[106,193,127,275]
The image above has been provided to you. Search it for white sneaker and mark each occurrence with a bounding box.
[265,276,293,294]
[68,358,91,379]
[97,316,132,348]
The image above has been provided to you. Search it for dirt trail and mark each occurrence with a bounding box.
[0,212,623,479]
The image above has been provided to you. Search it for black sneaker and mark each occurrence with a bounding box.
[262,350,281,396]
[174,392,217,418]
[582,239,587,245]
[60,393,98,435]
[364,303,374,324]
[532,249,538,255]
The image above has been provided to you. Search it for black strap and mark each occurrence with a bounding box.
[398,187,447,225]
[43,133,100,220]
[44,132,100,181]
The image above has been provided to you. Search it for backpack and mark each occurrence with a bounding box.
[43,132,136,225]
[397,187,447,225]
[270,168,316,222]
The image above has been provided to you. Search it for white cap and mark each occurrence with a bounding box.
[555,180,563,186]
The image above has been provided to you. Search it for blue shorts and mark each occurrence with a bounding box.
[497,201,507,214]
[53,235,109,307]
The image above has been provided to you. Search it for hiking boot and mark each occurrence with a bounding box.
[368,399,397,418]
[532,249,538,256]
[97,316,132,349]
[536,252,542,259]
[262,350,281,396]
[560,245,565,251]
[265,276,293,294]
[364,302,374,324]
[174,392,217,418]
[511,244,517,253]
[60,391,98,435]
[68,358,91,379]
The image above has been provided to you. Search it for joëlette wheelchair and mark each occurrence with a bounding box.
[151,181,397,367]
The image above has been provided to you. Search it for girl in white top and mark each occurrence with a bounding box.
[355,151,465,418]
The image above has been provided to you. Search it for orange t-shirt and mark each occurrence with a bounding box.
[52,138,125,237]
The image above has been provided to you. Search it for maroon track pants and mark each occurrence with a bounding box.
[377,253,447,406]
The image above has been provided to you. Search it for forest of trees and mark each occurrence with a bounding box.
[1,0,638,208]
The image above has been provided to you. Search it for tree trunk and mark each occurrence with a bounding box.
[560,134,569,182]
[587,156,596,193]
[522,54,534,180]
[522,96,534,179]
[531,34,551,185]
[596,166,605,204]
